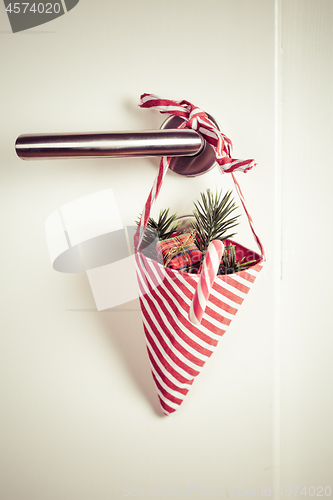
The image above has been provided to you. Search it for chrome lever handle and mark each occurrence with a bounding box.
[15,129,204,160]
[15,113,219,176]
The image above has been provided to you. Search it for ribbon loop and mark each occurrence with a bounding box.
[139,93,256,174]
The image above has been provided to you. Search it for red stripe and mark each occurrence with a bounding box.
[144,258,219,349]
[146,348,190,395]
[154,274,218,349]
[140,257,162,290]
[144,322,194,385]
[157,275,225,336]
[137,263,212,360]
[188,280,231,326]
[224,275,250,294]
[205,251,217,283]
[137,270,207,367]
[143,295,205,366]
[191,291,203,323]
[139,255,239,337]
[158,396,177,415]
[140,301,201,376]
[208,293,238,315]
[231,173,265,260]
[150,258,230,335]
[168,271,210,306]
[201,319,226,335]
[203,305,231,326]
[151,261,198,305]
[134,158,168,248]
[238,270,256,283]
[145,275,216,355]
[138,268,209,360]
[152,373,184,406]
[200,265,210,299]
[213,281,244,305]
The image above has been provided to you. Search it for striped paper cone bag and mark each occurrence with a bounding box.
[134,95,265,415]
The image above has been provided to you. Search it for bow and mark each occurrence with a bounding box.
[139,93,256,174]
[163,231,197,269]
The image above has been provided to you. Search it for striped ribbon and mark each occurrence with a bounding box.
[140,93,256,174]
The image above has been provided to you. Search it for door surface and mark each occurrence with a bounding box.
[0,1,332,498]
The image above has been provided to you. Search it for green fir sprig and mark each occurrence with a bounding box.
[218,245,256,275]
[135,189,256,274]
[136,208,180,258]
[190,189,240,253]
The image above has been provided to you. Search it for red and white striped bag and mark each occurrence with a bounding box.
[134,95,265,415]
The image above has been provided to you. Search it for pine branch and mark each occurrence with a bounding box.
[218,245,256,275]
[190,189,240,253]
[136,209,180,257]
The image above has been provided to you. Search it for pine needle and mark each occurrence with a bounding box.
[136,209,180,257]
[190,188,240,253]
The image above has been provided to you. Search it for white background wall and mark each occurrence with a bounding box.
[0,1,331,499]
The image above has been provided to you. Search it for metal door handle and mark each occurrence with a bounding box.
[15,113,219,176]
[15,129,204,160]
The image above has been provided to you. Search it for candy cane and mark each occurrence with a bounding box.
[189,240,224,325]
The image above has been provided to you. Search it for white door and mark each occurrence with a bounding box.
[0,1,331,498]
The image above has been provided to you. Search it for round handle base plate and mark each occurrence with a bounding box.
[160,114,219,177]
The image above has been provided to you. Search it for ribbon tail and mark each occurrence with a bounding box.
[217,158,256,174]
[139,93,190,118]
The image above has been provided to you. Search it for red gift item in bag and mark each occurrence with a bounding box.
[157,232,202,272]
